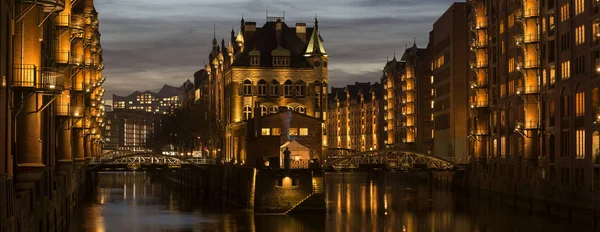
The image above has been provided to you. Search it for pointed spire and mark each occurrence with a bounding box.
[212,22,217,46]
[393,52,396,60]
[305,14,326,56]
[413,37,417,47]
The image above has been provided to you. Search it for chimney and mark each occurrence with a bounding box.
[296,23,306,44]
[254,101,261,138]
[244,22,256,42]
[276,19,282,46]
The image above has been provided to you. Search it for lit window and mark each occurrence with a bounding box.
[289,128,298,136]
[576,25,585,45]
[272,128,281,136]
[270,80,280,96]
[560,4,570,22]
[300,128,308,136]
[243,79,252,95]
[243,105,252,120]
[250,56,260,66]
[295,106,306,114]
[576,129,585,159]
[575,0,584,16]
[284,80,293,97]
[430,76,434,84]
[431,101,434,109]
[260,105,268,116]
[270,106,278,114]
[258,79,267,96]
[295,80,306,97]
[261,128,270,136]
[575,92,585,116]
[561,61,571,79]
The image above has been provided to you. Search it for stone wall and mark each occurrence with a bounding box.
[165,165,314,213]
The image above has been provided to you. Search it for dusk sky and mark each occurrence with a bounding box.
[95,0,457,98]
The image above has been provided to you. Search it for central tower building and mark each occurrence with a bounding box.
[207,15,328,165]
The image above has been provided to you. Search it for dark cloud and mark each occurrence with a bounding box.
[95,0,453,98]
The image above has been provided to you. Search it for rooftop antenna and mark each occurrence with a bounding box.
[413,37,416,46]
[393,52,396,60]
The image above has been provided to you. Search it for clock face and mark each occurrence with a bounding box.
[323,61,328,68]
[314,61,321,67]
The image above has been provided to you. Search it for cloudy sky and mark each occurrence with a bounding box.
[95,0,457,98]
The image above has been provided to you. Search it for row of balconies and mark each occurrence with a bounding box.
[22,0,66,13]
[515,59,540,70]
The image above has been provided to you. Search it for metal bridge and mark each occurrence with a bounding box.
[326,148,466,170]
[89,151,215,170]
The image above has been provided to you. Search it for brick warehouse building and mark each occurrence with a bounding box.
[198,14,328,165]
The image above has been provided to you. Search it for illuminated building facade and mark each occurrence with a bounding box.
[0,0,106,230]
[106,84,186,151]
[205,14,328,164]
[327,82,384,151]
[431,3,469,161]
[467,0,600,208]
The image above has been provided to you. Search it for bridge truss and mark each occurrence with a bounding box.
[90,151,215,170]
[326,148,457,170]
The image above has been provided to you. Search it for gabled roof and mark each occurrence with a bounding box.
[231,21,321,68]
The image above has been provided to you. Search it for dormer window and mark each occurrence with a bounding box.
[251,56,260,66]
[273,57,289,66]
[249,47,261,66]
[271,46,291,67]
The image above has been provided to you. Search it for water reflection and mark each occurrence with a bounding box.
[72,171,591,232]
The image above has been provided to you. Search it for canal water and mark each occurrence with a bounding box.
[72,171,592,231]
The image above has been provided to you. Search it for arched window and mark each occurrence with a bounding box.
[260,105,268,116]
[258,79,267,96]
[295,80,306,97]
[243,80,252,96]
[295,106,306,114]
[243,105,252,120]
[269,106,278,114]
[284,80,293,97]
[270,80,279,96]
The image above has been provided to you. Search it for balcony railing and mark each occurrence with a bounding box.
[21,0,65,12]
[70,14,85,31]
[469,79,488,88]
[54,14,69,27]
[55,50,70,64]
[515,85,540,94]
[71,53,83,65]
[12,65,64,92]
[470,61,488,69]
[470,100,488,108]
[469,21,488,30]
[71,106,85,117]
[523,8,539,18]
[84,58,95,66]
[55,103,71,116]
[516,120,540,130]
[469,129,489,136]
[515,34,539,46]
[470,39,488,48]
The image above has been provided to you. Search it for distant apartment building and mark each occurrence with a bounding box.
[378,44,433,154]
[431,3,469,161]
[327,82,384,151]
[112,82,188,115]
[105,84,186,151]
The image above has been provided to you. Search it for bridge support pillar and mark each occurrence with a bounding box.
[57,119,73,170]
[73,129,85,165]
[84,135,91,160]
